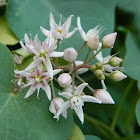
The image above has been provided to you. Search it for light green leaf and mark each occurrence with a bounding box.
[123,33,140,90]
[68,123,85,140]
[136,99,140,126]
[85,135,101,140]
[6,0,116,60]
[0,43,73,140]
[0,16,18,45]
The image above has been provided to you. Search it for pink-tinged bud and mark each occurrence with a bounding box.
[75,61,89,74]
[58,73,72,88]
[87,37,99,50]
[94,89,115,104]
[64,47,78,62]
[49,97,67,118]
[102,32,117,48]
[109,71,127,82]
[109,56,123,67]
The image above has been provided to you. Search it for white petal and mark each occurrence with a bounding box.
[40,26,50,37]
[42,85,51,100]
[54,100,70,120]
[77,17,88,41]
[37,86,41,99]
[104,65,114,72]
[49,100,57,115]
[24,86,36,98]
[74,83,88,96]
[59,92,73,99]
[74,107,84,124]
[53,69,62,76]
[24,61,40,71]
[24,33,30,43]
[64,28,78,39]
[81,95,102,104]
[50,51,64,57]
[50,13,56,29]
[19,41,27,51]
[101,80,107,90]
[37,63,43,71]
[44,58,53,79]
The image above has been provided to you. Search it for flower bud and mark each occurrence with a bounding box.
[87,37,99,50]
[102,32,117,48]
[109,71,127,82]
[96,62,102,69]
[94,89,115,104]
[49,97,67,118]
[109,56,123,67]
[94,69,105,80]
[75,61,89,74]
[90,64,96,72]
[64,47,78,62]
[13,54,23,64]
[58,73,72,88]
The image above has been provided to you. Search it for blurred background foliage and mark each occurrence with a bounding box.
[0,0,140,140]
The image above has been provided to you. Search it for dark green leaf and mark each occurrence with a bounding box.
[85,135,101,140]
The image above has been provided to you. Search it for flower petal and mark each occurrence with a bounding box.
[50,13,56,29]
[53,69,62,76]
[54,100,70,120]
[74,83,88,96]
[77,17,88,41]
[81,95,102,104]
[42,85,51,100]
[24,33,30,43]
[59,92,73,99]
[74,107,84,124]
[40,26,50,37]
[50,51,64,57]
[24,86,36,98]
[44,58,53,79]
[64,28,78,39]
[24,61,40,71]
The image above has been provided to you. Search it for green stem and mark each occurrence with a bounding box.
[78,41,87,54]
[84,114,120,139]
[57,39,60,51]
[111,80,135,130]
[51,80,56,98]
[84,49,91,63]
[87,47,103,63]
[114,134,140,140]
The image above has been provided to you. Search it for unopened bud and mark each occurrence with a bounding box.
[90,64,96,72]
[109,56,123,67]
[94,89,115,104]
[102,32,117,48]
[75,61,89,74]
[64,47,78,62]
[49,97,67,118]
[58,73,72,88]
[87,37,99,50]
[96,62,102,69]
[94,69,105,80]
[109,71,127,82]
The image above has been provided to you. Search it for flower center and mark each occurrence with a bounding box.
[39,49,49,59]
[70,96,84,110]
[57,27,62,34]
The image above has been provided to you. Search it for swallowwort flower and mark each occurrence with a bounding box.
[54,83,101,124]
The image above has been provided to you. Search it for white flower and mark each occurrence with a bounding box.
[54,83,101,124]
[16,69,62,100]
[49,97,67,119]
[77,17,105,41]
[20,34,64,79]
[40,13,78,40]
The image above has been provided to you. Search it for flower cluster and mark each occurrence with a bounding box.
[14,13,127,124]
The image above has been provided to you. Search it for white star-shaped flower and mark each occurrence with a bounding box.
[17,69,62,100]
[40,13,78,40]
[54,83,101,124]
[20,34,64,79]
[77,17,105,41]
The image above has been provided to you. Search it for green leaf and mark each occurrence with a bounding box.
[6,0,116,60]
[123,33,140,90]
[0,16,18,45]
[0,43,73,140]
[68,123,85,140]
[136,99,140,126]
[85,135,101,140]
